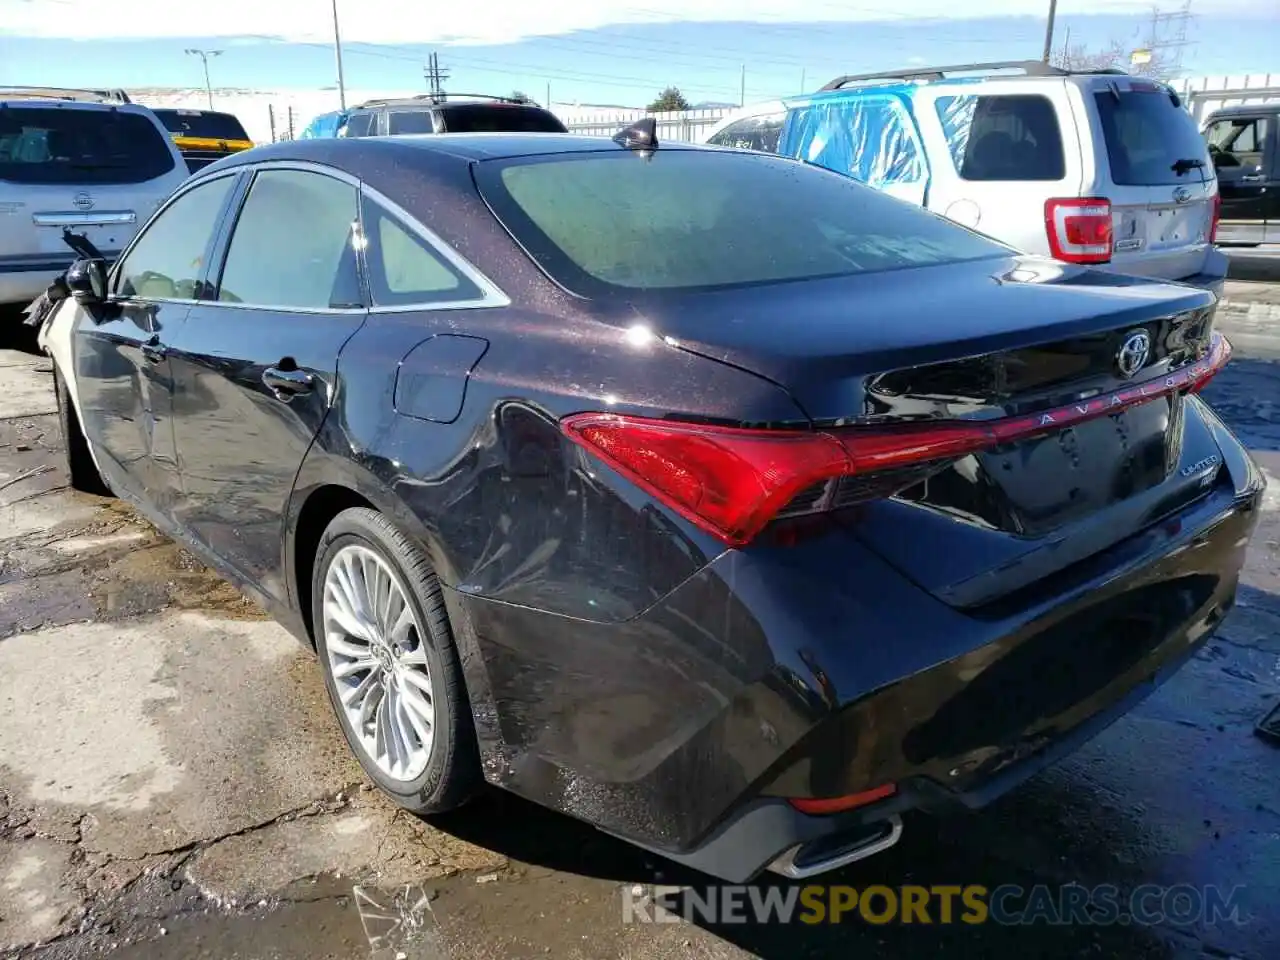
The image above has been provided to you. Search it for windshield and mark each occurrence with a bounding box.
[0,107,176,185]
[476,149,1006,297]
[1093,89,1211,186]
[153,109,250,141]
[440,104,567,133]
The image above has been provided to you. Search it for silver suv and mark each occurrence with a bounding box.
[1,87,188,307]
[706,61,1227,294]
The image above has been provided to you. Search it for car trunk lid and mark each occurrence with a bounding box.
[627,256,1228,609]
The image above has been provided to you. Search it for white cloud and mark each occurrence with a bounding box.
[0,0,1270,45]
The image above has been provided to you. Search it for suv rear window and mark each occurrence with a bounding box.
[0,107,175,185]
[1093,89,1211,186]
[936,94,1065,181]
[154,109,250,141]
[440,104,567,134]
[475,149,1005,297]
[388,111,435,135]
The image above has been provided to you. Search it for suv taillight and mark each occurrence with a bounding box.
[1045,197,1113,264]
[1210,191,1222,244]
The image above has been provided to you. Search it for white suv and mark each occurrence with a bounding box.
[705,62,1227,294]
[1,87,188,308]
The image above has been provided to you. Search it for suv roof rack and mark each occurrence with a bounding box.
[820,60,1129,91]
[0,85,132,104]
[354,92,533,109]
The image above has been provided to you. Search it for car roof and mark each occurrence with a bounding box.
[0,97,160,118]
[215,133,701,167]
[353,97,548,111]
[1205,104,1280,119]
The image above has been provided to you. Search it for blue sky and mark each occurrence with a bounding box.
[1,1,1275,107]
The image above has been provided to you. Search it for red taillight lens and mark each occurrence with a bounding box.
[561,334,1231,547]
[1045,197,1113,264]
[1209,191,1222,244]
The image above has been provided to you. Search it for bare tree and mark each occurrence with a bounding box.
[1051,40,1176,80]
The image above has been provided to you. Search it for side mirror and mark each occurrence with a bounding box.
[66,258,108,304]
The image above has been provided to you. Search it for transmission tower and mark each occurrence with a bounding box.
[1145,0,1195,77]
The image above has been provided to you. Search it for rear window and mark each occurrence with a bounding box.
[475,149,1005,297]
[342,112,375,137]
[440,104,567,134]
[154,110,250,141]
[706,112,785,153]
[0,107,175,185]
[1093,89,1211,186]
[935,94,1065,181]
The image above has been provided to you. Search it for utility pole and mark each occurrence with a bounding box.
[1041,0,1058,63]
[424,52,450,99]
[184,48,222,110]
[330,0,347,110]
[740,64,745,107]
[800,68,806,92]
[545,81,551,108]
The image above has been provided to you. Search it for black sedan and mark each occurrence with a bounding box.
[35,131,1263,882]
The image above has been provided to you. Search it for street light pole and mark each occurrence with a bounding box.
[184,48,222,109]
[1042,0,1059,64]
[330,0,348,110]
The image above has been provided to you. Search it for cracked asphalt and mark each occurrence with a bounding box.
[0,280,1278,960]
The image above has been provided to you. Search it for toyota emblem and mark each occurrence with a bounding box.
[1116,330,1151,379]
[73,192,95,211]
[1173,186,1192,204]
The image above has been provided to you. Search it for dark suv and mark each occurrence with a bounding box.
[1203,104,1279,246]
[340,94,567,138]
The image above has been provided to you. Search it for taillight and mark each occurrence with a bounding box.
[1209,191,1222,244]
[561,334,1231,547]
[1045,197,1113,264]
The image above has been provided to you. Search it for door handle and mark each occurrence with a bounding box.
[141,334,166,364]
[263,365,315,400]
[1239,174,1264,183]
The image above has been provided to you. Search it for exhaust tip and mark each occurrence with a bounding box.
[767,815,903,879]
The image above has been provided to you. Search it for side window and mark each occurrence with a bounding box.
[217,170,362,309]
[782,97,925,187]
[363,199,483,306]
[705,113,785,153]
[343,112,374,138]
[1207,117,1268,169]
[116,175,234,299]
[935,94,1066,181]
[387,111,434,135]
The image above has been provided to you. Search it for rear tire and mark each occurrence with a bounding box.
[312,507,481,814]
[52,366,111,497]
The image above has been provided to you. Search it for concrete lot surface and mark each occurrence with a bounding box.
[0,286,1278,959]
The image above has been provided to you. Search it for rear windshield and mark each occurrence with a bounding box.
[1093,89,1211,186]
[153,110,249,141]
[0,107,175,185]
[440,104,567,134]
[475,149,1006,297]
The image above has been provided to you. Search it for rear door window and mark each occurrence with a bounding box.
[387,111,435,135]
[363,200,483,306]
[1093,88,1211,186]
[475,149,1005,297]
[217,170,362,309]
[935,94,1066,181]
[438,105,567,133]
[0,107,176,185]
[705,112,785,153]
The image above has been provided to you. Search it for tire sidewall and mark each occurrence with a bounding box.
[311,511,460,808]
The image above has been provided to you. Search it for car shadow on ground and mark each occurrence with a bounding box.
[429,783,1197,958]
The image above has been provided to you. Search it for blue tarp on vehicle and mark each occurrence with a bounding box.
[299,110,348,139]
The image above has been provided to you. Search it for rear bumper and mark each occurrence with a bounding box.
[1175,245,1230,298]
[454,401,1263,882]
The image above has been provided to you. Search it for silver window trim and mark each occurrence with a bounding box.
[360,182,510,312]
[108,169,241,302]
